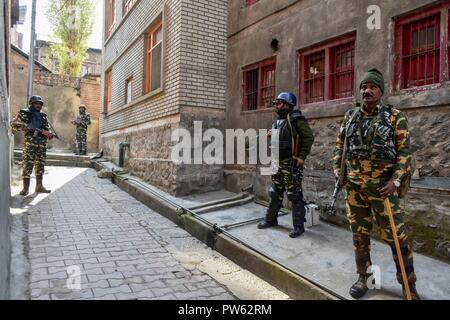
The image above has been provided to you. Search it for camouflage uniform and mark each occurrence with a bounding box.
[333,103,416,285]
[11,107,51,179]
[264,110,314,229]
[74,111,91,155]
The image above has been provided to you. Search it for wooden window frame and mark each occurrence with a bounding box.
[122,0,137,17]
[105,70,112,113]
[242,57,277,112]
[144,20,163,94]
[393,3,450,92]
[298,33,356,107]
[106,0,115,38]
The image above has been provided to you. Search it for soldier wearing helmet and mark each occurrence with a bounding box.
[257,92,315,238]
[11,95,54,195]
[71,104,91,155]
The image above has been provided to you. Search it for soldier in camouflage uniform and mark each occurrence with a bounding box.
[257,92,314,238]
[11,95,54,196]
[71,104,91,155]
[333,69,420,300]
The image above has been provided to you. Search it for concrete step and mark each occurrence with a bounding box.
[14,150,93,167]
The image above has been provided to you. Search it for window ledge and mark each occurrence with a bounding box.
[240,107,273,115]
[103,87,164,117]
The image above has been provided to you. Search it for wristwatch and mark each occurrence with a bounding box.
[393,180,401,188]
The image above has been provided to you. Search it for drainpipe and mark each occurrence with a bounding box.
[118,142,130,167]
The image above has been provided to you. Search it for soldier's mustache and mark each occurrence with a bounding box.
[363,93,374,98]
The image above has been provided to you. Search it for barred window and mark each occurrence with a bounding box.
[242,57,276,111]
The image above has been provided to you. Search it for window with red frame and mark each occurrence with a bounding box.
[106,0,115,38]
[394,4,450,90]
[145,21,163,94]
[243,58,276,111]
[123,0,137,16]
[105,70,112,113]
[246,0,259,7]
[299,34,355,105]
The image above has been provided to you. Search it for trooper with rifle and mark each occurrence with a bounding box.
[332,69,420,300]
[257,92,314,238]
[11,95,55,196]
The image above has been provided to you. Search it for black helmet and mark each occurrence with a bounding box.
[29,95,44,105]
[273,92,297,107]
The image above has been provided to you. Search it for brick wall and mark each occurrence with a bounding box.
[100,0,228,195]
[101,0,182,133]
[80,77,101,120]
[178,0,227,109]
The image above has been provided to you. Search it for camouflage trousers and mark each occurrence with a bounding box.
[345,180,416,284]
[22,138,47,178]
[265,159,305,227]
[76,130,87,154]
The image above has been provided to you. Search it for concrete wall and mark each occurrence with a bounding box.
[100,0,228,195]
[0,0,11,300]
[10,50,101,153]
[226,0,450,261]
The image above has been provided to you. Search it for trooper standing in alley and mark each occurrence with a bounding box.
[333,68,420,299]
[11,95,54,195]
[257,92,314,238]
[71,104,91,155]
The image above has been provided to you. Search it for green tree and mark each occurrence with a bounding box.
[46,0,94,76]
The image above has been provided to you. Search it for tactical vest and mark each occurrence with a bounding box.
[272,110,305,160]
[346,104,397,161]
[22,107,47,130]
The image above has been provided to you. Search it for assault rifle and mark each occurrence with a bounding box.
[326,107,360,216]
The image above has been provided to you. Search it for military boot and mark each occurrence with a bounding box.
[289,195,306,238]
[289,225,305,238]
[403,283,421,300]
[349,273,370,299]
[257,219,278,229]
[19,178,30,196]
[35,175,51,193]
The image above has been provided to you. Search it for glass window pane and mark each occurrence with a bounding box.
[151,44,162,91]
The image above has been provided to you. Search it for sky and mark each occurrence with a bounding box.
[17,0,104,52]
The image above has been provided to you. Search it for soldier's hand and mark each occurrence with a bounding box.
[296,158,304,167]
[379,181,396,198]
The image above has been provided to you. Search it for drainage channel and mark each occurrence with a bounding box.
[115,173,346,300]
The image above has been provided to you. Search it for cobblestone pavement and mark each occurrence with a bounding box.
[10,167,289,300]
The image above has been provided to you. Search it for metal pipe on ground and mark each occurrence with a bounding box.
[194,194,255,214]
[187,192,250,211]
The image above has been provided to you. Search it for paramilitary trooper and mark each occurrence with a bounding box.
[11,95,54,196]
[257,92,314,238]
[71,104,91,155]
[333,68,420,300]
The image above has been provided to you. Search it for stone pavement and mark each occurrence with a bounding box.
[10,167,289,300]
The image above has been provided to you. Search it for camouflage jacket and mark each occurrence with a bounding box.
[74,113,91,129]
[11,107,50,144]
[333,104,412,185]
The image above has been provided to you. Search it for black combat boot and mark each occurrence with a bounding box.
[35,175,51,193]
[403,283,421,300]
[19,178,30,196]
[289,225,305,238]
[257,219,278,229]
[349,273,370,299]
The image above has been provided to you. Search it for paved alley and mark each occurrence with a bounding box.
[9,166,289,300]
